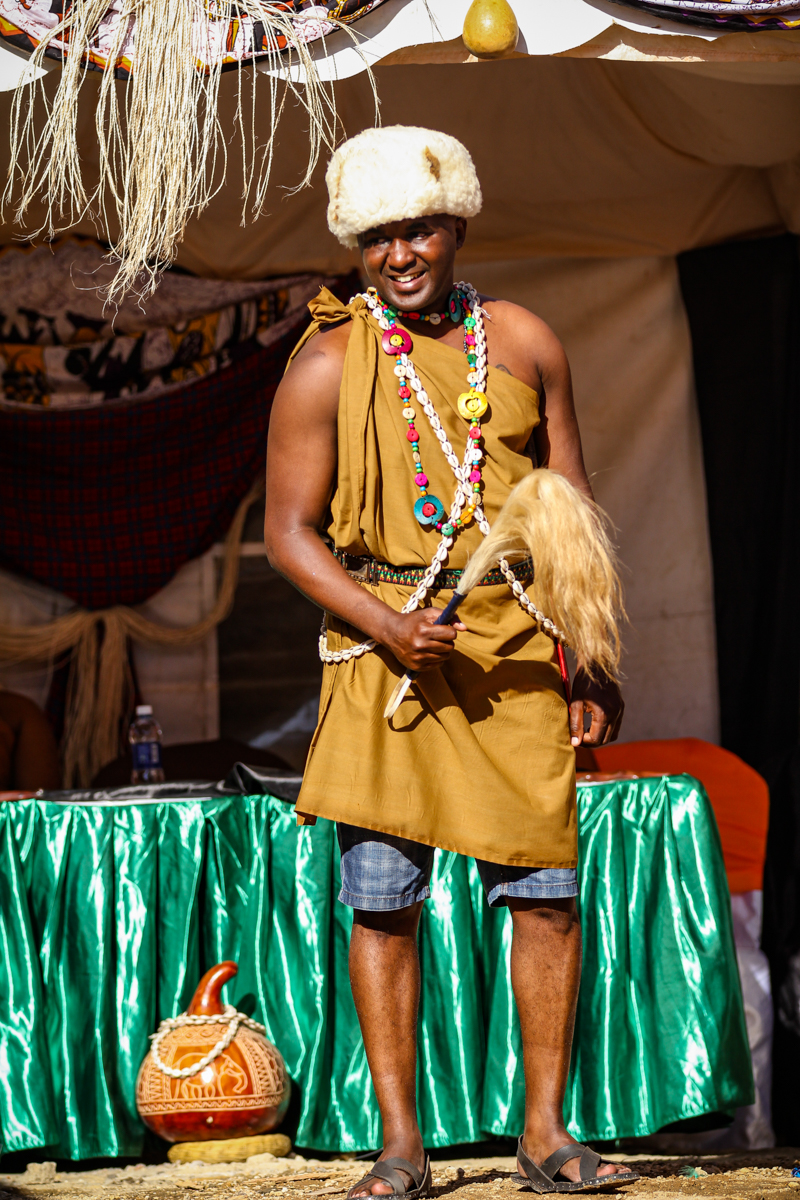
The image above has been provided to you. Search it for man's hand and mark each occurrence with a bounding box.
[383,608,467,673]
[568,668,623,747]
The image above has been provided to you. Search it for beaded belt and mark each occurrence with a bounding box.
[333,550,533,590]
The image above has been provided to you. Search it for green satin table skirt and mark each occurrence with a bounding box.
[0,775,753,1160]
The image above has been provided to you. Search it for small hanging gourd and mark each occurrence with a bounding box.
[462,0,519,60]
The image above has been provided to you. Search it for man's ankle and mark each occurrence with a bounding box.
[380,1130,425,1161]
[521,1123,571,1154]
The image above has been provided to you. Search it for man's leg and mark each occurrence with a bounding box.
[348,904,427,1196]
[337,825,433,1197]
[509,897,627,1181]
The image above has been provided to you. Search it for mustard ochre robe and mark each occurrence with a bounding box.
[291,289,577,869]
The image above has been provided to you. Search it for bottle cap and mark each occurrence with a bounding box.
[135,705,153,716]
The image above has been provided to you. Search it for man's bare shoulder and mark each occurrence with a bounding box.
[482,297,561,350]
[291,319,352,372]
[480,297,568,387]
[0,690,46,730]
[278,320,352,417]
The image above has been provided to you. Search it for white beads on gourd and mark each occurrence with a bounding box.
[148,1007,268,1080]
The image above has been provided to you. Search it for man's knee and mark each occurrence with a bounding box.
[508,896,579,932]
[352,901,424,937]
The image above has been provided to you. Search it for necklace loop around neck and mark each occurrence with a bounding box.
[367,287,464,327]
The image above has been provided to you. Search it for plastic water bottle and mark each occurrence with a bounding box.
[129,704,165,784]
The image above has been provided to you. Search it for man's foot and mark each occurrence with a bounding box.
[348,1137,428,1198]
[518,1133,632,1185]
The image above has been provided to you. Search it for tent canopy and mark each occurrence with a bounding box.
[1,53,798,278]
[1,0,799,284]
[263,0,800,82]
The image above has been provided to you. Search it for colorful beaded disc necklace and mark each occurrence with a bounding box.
[376,286,487,535]
[318,281,567,667]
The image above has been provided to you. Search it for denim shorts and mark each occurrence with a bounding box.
[337,823,578,911]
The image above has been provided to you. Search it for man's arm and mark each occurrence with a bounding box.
[264,325,465,673]
[531,319,623,748]
[530,330,591,498]
[486,301,623,748]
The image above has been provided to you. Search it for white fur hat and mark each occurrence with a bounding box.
[326,125,482,248]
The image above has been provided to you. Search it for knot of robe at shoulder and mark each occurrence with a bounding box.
[285,286,374,378]
[307,286,369,326]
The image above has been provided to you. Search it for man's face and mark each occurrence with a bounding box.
[358,215,467,313]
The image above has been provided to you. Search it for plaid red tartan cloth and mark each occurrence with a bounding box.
[0,318,306,609]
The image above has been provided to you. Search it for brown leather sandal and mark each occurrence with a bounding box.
[514,1137,640,1193]
[348,1155,432,1199]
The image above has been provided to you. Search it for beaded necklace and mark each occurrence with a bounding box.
[318,280,566,666]
[377,286,486,534]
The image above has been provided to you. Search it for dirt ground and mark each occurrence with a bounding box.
[0,1148,797,1200]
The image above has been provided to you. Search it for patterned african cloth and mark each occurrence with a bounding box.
[0,329,288,607]
[0,239,329,408]
[0,252,358,606]
[614,0,800,29]
[0,0,388,78]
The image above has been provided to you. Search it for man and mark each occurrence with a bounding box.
[0,688,61,792]
[264,126,633,1197]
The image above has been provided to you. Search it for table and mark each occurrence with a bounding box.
[0,775,753,1160]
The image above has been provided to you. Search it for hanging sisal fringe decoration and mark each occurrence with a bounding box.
[3,0,382,304]
[0,479,263,787]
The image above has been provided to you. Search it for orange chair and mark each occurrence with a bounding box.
[578,738,769,894]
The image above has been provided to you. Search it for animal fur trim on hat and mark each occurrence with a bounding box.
[326,126,483,248]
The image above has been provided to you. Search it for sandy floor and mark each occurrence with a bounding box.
[1,1149,797,1200]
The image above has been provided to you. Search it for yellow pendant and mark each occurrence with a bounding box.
[457,389,488,420]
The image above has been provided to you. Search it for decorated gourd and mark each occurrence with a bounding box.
[136,962,290,1143]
